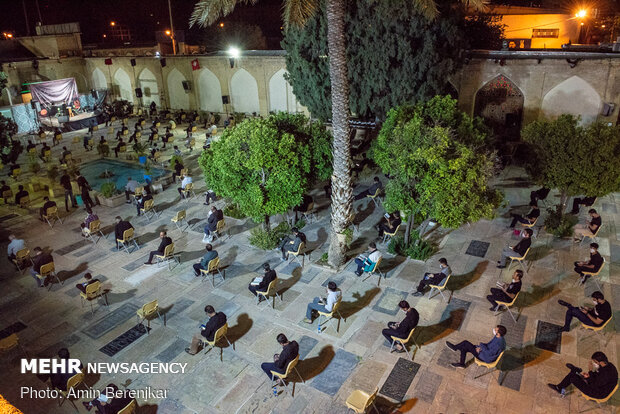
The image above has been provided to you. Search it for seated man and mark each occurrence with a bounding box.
[61,146,72,163]
[39,143,51,161]
[497,228,532,269]
[135,191,153,216]
[446,325,507,368]
[570,196,596,215]
[192,244,218,277]
[39,196,57,221]
[172,160,184,183]
[114,138,125,158]
[185,305,227,355]
[573,208,602,242]
[82,383,132,413]
[14,185,29,205]
[75,272,100,293]
[249,262,277,297]
[354,176,383,200]
[574,242,604,284]
[377,212,402,238]
[558,291,611,332]
[509,202,540,228]
[203,189,217,206]
[177,174,192,199]
[9,163,20,178]
[303,281,341,324]
[83,134,93,151]
[124,177,139,203]
[7,234,25,263]
[26,140,36,153]
[277,227,306,261]
[50,348,82,392]
[173,145,182,157]
[1,180,11,203]
[114,216,134,248]
[203,206,224,243]
[413,257,452,296]
[144,231,172,265]
[548,352,618,399]
[354,242,382,277]
[30,247,53,287]
[80,208,99,237]
[381,301,419,353]
[487,270,522,310]
[260,333,299,384]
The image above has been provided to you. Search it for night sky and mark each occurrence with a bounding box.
[0,0,284,47]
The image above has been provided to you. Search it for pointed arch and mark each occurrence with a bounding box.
[71,72,88,93]
[113,68,133,103]
[197,68,223,113]
[138,68,160,107]
[230,68,259,114]
[474,74,524,139]
[167,68,189,109]
[92,67,107,89]
[268,68,298,113]
[541,76,601,125]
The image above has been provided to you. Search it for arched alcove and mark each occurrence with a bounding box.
[269,69,294,113]
[198,68,223,113]
[230,68,259,114]
[92,67,107,89]
[138,68,160,107]
[167,68,189,109]
[474,74,524,140]
[541,76,601,125]
[113,68,133,103]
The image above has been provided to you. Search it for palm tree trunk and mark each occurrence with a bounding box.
[325,0,352,268]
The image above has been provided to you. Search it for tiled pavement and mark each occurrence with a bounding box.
[0,123,618,414]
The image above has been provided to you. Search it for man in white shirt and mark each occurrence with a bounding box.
[303,281,341,323]
[177,175,193,199]
[124,177,140,204]
[413,257,452,296]
[354,242,382,276]
[7,234,25,262]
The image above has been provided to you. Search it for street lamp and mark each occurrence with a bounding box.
[228,46,240,68]
[575,9,587,18]
[110,21,116,26]
[165,30,171,36]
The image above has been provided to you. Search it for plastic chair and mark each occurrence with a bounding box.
[2,189,13,204]
[19,195,30,209]
[0,333,27,358]
[389,327,418,360]
[428,273,452,302]
[508,247,530,275]
[581,224,602,245]
[200,257,225,287]
[317,296,345,334]
[200,323,234,361]
[211,218,227,241]
[140,198,159,221]
[36,262,62,291]
[12,247,33,274]
[131,186,144,204]
[362,256,386,286]
[12,168,21,179]
[57,372,90,410]
[154,243,179,270]
[43,150,51,162]
[578,259,605,290]
[288,241,306,267]
[256,278,281,309]
[117,228,139,254]
[80,280,109,315]
[382,224,401,245]
[171,210,188,232]
[578,383,618,412]
[345,387,379,414]
[473,350,505,379]
[270,355,304,396]
[301,201,317,224]
[519,216,538,228]
[136,299,165,333]
[366,188,382,208]
[86,219,105,244]
[181,182,196,200]
[581,314,613,344]
[493,292,520,323]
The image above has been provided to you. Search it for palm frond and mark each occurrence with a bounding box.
[282,0,319,30]
[461,0,487,13]
[412,0,439,20]
[189,0,258,28]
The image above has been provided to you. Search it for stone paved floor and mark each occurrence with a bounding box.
[0,119,618,414]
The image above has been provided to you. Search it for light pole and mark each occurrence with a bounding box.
[167,0,176,55]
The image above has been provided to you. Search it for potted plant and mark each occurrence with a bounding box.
[96,181,126,207]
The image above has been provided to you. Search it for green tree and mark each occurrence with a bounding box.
[0,114,18,165]
[522,115,620,216]
[371,96,501,245]
[198,113,332,228]
[282,0,501,120]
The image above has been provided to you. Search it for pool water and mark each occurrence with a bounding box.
[79,159,167,192]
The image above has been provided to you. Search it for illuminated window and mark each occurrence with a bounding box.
[532,28,559,38]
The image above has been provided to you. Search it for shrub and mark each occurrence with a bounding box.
[318,252,328,264]
[248,221,292,250]
[342,227,353,247]
[544,208,578,238]
[223,203,246,219]
[169,155,183,169]
[99,182,119,198]
[387,232,435,261]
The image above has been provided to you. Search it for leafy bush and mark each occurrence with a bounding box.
[544,209,578,238]
[318,252,328,264]
[248,221,293,250]
[169,155,183,169]
[223,203,246,219]
[342,228,353,247]
[232,112,245,124]
[387,232,435,261]
[99,182,119,198]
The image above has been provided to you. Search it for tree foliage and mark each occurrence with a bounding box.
[522,114,620,212]
[0,114,19,165]
[371,96,501,243]
[198,112,332,226]
[282,1,504,120]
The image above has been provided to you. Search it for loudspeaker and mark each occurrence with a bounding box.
[222,95,229,104]
[130,58,136,67]
[32,59,39,70]
[182,81,191,91]
[91,89,97,99]
[160,58,166,67]
[135,88,143,98]
[104,58,113,65]
[602,102,615,116]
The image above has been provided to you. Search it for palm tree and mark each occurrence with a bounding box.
[190,0,484,268]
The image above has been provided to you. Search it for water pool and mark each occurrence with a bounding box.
[79,159,167,192]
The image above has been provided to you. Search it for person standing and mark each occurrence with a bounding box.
[76,171,95,209]
[60,171,77,212]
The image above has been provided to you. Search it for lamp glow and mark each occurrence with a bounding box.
[228,47,240,59]
[110,21,116,26]
[165,30,171,36]
[576,9,587,18]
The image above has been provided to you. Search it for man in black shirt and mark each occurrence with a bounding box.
[574,242,604,284]
[26,140,36,153]
[203,206,224,243]
[172,160,184,183]
[114,138,125,158]
[509,202,540,228]
[378,212,402,238]
[558,291,611,332]
[60,172,77,211]
[354,176,382,200]
[76,171,95,209]
[573,209,602,242]
[39,196,57,220]
[487,270,523,311]
[260,333,299,383]
[144,231,172,265]
[186,305,227,355]
[75,272,100,293]
[30,247,53,287]
[548,352,618,399]
[114,216,134,248]
[0,180,10,204]
[61,146,71,163]
[497,228,533,268]
[570,196,596,215]
[249,263,277,297]
[277,227,306,261]
[39,143,51,161]
[382,300,419,353]
[14,185,29,205]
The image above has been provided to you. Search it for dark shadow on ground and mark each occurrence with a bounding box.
[104,288,138,306]
[135,225,169,245]
[446,261,489,293]
[56,262,89,285]
[496,343,553,382]
[278,266,303,295]
[306,226,329,253]
[295,345,335,381]
[376,396,418,412]
[520,281,561,309]
[340,287,381,319]
[416,309,467,346]
[225,313,252,346]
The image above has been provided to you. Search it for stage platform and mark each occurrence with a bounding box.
[40,111,104,132]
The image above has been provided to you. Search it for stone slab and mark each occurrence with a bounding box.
[165,298,196,320]
[310,348,358,396]
[156,338,189,363]
[534,320,563,354]
[379,357,420,402]
[414,370,442,403]
[55,239,92,255]
[99,323,150,357]
[297,335,319,359]
[81,303,139,339]
[465,240,490,258]
[122,254,150,271]
[372,287,409,316]
[0,321,27,340]
[299,266,321,284]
